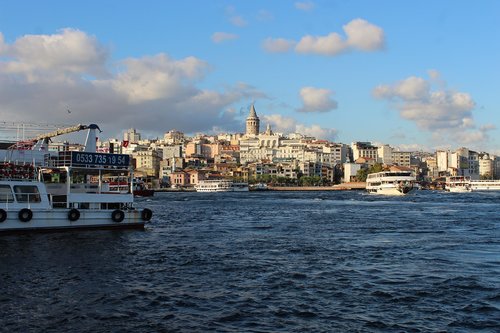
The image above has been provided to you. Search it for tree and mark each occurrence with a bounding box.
[356,163,384,182]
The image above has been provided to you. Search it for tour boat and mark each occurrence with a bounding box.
[445,176,472,193]
[445,176,500,192]
[469,179,500,191]
[195,180,249,192]
[0,124,152,233]
[366,171,416,195]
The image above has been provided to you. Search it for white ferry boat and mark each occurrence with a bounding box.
[366,171,416,195]
[0,124,152,233]
[445,176,500,192]
[469,179,500,191]
[195,180,249,192]
[445,176,472,193]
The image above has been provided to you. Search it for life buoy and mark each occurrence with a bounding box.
[0,209,7,222]
[111,209,125,223]
[141,208,153,221]
[18,208,33,222]
[68,208,80,221]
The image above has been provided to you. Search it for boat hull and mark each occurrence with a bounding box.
[367,185,416,196]
[133,189,155,197]
[0,209,145,233]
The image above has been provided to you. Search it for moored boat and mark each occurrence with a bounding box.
[445,176,500,192]
[469,179,500,191]
[0,124,152,233]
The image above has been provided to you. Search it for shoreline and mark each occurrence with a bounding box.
[154,182,367,192]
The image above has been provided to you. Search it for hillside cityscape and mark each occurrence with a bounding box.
[84,105,499,189]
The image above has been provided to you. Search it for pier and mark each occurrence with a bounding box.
[268,182,366,191]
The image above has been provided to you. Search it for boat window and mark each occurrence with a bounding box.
[13,185,41,203]
[0,185,14,203]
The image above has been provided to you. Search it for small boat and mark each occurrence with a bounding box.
[0,124,152,233]
[133,179,154,197]
[366,171,416,195]
[250,183,269,191]
[231,182,250,192]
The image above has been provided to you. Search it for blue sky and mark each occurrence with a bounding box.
[0,1,499,153]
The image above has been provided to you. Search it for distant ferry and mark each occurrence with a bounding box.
[470,179,500,191]
[195,180,249,192]
[445,176,500,192]
[366,171,416,195]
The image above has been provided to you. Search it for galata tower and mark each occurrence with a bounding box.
[245,104,260,136]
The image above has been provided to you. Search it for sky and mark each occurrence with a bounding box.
[0,1,499,153]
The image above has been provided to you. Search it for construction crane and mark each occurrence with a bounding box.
[31,124,90,141]
[9,123,101,153]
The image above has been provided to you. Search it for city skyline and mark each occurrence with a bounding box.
[0,1,499,153]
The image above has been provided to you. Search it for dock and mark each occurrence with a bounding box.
[268,182,366,191]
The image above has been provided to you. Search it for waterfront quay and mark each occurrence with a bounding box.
[269,182,366,191]
[155,182,366,192]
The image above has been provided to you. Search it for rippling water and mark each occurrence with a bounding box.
[0,190,499,332]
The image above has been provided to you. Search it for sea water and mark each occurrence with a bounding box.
[0,190,499,332]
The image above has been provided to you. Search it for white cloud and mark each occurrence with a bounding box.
[295,1,315,11]
[295,32,346,56]
[262,114,337,140]
[343,19,385,51]
[268,18,384,56]
[297,87,338,113]
[2,28,109,82]
[373,76,429,101]
[99,54,210,103]
[372,72,494,148]
[296,124,338,140]
[0,29,264,138]
[262,38,295,53]
[262,114,297,133]
[211,32,239,44]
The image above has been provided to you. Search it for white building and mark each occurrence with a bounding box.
[391,151,411,167]
[436,150,449,173]
[352,142,378,161]
[343,163,362,182]
[124,128,141,143]
[377,144,393,165]
[478,153,493,178]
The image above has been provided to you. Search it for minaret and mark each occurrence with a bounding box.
[245,104,260,136]
[265,123,273,135]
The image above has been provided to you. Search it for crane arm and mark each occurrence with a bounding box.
[31,124,89,141]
